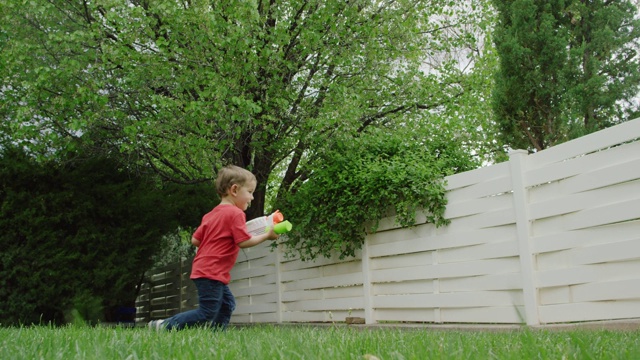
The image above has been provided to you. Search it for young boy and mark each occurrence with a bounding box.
[148,165,279,331]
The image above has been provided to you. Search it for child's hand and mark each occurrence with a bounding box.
[266,227,280,240]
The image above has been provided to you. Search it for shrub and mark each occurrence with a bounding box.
[0,147,215,325]
[279,129,476,260]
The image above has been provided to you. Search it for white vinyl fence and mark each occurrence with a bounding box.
[138,118,640,325]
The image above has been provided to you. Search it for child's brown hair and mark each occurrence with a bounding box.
[215,165,256,197]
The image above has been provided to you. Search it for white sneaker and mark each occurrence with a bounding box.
[148,319,165,331]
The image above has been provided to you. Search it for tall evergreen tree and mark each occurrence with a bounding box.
[565,0,640,133]
[492,0,640,151]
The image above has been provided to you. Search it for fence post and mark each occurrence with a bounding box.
[178,259,182,313]
[275,245,284,323]
[137,273,151,323]
[361,238,374,324]
[146,273,153,322]
[509,149,540,325]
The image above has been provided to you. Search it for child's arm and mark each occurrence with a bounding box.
[238,227,279,248]
[191,236,201,247]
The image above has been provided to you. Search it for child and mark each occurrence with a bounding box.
[148,165,279,331]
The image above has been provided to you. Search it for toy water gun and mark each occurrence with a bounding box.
[246,210,293,236]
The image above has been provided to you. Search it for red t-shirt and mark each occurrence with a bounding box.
[190,204,252,284]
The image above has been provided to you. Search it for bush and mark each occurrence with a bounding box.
[0,147,215,326]
[279,129,477,260]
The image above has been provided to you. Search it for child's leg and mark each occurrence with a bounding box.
[163,278,225,330]
[212,285,236,329]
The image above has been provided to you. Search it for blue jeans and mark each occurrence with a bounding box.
[163,278,235,331]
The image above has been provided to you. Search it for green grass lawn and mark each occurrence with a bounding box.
[1,324,639,359]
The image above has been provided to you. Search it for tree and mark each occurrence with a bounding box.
[492,0,640,152]
[1,1,494,201]
[566,0,640,133]
[1,1,497,259]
